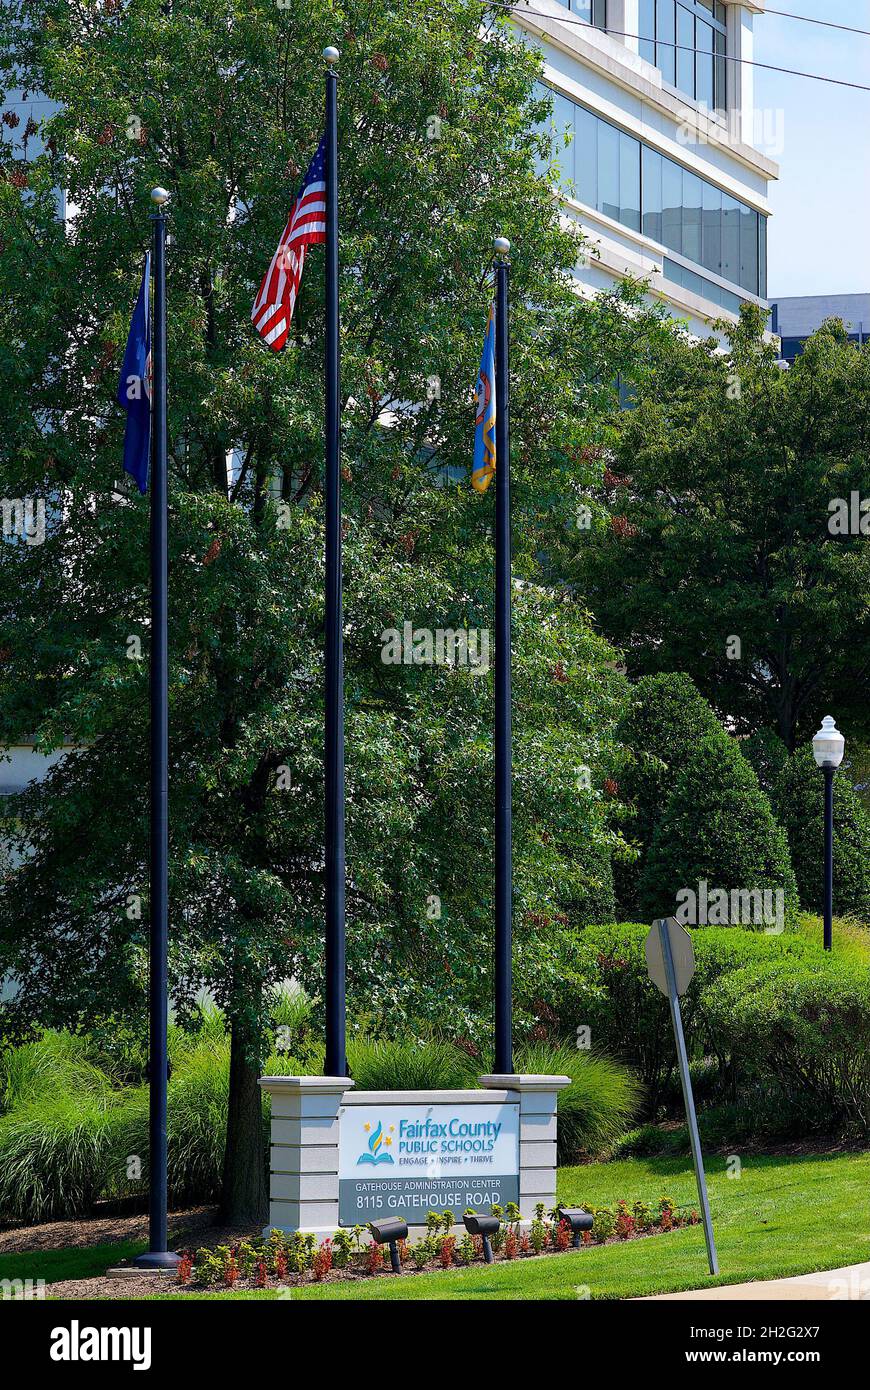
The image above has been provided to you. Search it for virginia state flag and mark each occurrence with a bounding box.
[117,255,152,494]
[472,304,496,493]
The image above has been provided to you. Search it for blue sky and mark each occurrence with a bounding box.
[755,1,870,296]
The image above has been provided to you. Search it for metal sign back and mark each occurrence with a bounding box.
[645,917,695,996]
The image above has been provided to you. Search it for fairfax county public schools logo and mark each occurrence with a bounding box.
[356,1120,395,1166]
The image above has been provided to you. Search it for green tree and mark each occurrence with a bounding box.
[575,307,870,750]
[741,727,789,796]
[0,0,667,1218]
[638,733,798,927]
[614,672,723,917]
[771,748,870,921]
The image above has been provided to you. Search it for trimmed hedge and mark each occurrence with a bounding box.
[542,923,819,1109]
[702,958,870,1136]
[638,733,799,926]
[772,748,870,921]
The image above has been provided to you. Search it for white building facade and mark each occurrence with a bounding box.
[515,0,777,339]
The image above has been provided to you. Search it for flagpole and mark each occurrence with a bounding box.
[493,235,513,1076]
[133,186,178,1269]
[323,46,347,1079]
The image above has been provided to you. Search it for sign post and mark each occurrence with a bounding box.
[645,917,718,1276]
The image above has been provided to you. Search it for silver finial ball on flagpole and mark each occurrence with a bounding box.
[324,46,340,66]
[494,235,511,258]
[151,187,171,206]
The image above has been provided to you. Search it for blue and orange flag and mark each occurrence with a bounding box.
[117,255,152,494]
[472,304,496,492]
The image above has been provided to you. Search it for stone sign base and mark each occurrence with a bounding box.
[258,1072,570,1239]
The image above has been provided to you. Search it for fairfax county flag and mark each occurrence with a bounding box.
[117,255,152,494]
[472,304,496,493]
[252,137,327,351]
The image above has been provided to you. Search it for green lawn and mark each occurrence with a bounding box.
[147,1151,870,1301]
[0,1239,146,1287]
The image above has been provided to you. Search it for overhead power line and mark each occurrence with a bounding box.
[497,1,870,92]
[765,7,870,37]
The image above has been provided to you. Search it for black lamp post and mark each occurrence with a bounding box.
[811,715,845,952]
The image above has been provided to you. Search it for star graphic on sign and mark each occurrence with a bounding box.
[385,1137,392,1147]
[363,1123,371,1132]
[389,1125,395,1133]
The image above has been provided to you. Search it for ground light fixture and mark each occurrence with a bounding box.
[462,1213,501,1263]
[369,1217,408,1273]
[812,715,845,952]
[559,1208,595,1248]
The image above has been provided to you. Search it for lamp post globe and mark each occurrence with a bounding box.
[812,714,845,769]
[812,716,844,952]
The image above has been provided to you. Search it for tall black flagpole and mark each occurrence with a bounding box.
[134,187,178,1269]
[323,47,347,1078]
[493,235,513,1075]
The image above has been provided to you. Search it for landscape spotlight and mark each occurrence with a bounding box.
[559,1208,594,1249]
[462,1213,501,1264]
[369,1217,408,1273]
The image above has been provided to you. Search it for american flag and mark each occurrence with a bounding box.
[251,137,326,352]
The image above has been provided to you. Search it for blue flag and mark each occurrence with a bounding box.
[472,303,496,492]
[117,255,152,494]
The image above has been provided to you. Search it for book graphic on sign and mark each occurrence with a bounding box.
[356,1120,395,1167]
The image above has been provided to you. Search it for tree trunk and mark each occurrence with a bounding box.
[220,1014,268,1225]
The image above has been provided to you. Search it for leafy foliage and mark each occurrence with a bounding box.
[514,1043,641,1163]
[741,727,789,796]
[0,0,675,1214]
[575,307,870,750]
[772,748,870,920]
[637,733,798,925]
[614,672,724,916]
[702,958,870,1136]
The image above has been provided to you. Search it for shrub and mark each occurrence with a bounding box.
[638,733,798,926]
[0,1090,121,1223]
[741,728,789,796]
[513,1043,641,1162]
[0,1030,231,1223]
[345,1037,477,1091]
[268,984,319,1067]
[615,673,725,915]
[772,748,870,921]
[563,842,617,928]
[544,922,820,1109]
[702,957,870,1136]
[0,1030,114,1114]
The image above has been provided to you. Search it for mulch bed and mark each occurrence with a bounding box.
[0,1205,223,1256]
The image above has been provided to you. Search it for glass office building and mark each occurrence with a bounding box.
[518,1,776,337]
[541,83,767,302]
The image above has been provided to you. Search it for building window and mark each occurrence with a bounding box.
[538,83,768,300]
[638,0,727,111]
[553,0,607,28]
